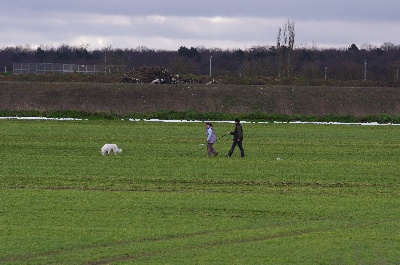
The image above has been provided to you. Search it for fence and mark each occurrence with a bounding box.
[12,63,125,74]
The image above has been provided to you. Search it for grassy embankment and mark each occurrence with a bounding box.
[2,80,400,123]
[0,119,399,264]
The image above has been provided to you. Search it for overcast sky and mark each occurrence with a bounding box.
[1,0,399,51]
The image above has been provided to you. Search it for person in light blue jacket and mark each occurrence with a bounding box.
[205,122,218,157]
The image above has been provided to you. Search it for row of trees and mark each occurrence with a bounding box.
[1,39,400,82]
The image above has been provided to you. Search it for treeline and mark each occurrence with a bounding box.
[1,42,400,82]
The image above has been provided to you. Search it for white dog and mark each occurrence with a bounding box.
[101,144,122,155]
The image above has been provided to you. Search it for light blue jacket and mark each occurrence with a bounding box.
[206,126,217,143]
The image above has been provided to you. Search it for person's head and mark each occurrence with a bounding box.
[206,122,213,128]
[234,118,240,123]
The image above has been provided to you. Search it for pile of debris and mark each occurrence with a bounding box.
[119,66,174,84]
[119,66,218,84]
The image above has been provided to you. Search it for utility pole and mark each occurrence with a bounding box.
[364,59,367,81]
[209,56,212,77]
[104,49,107,75]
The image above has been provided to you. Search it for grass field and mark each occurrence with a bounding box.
[0,119,399,264]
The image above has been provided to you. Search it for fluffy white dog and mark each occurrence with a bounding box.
[101,144,122,155]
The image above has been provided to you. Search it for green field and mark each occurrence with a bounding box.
[1,119,399,264]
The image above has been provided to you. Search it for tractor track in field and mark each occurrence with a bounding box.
[0,218,390,264]
[0,226,324,264]
[1,178,394,196]
[87,229,317,265]
[86,220,386,265]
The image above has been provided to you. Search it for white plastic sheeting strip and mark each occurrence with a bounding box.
[1,117,399,126]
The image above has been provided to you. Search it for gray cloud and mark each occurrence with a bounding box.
[1,0,400,50]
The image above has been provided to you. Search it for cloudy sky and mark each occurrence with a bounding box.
[1,0,399,51]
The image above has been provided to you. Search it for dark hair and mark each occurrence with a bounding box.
[234,118,240,123]
[206,122,213,127]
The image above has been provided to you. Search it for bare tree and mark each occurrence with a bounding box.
[276,19,295,78]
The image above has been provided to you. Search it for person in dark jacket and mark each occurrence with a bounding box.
[226,118,245,157]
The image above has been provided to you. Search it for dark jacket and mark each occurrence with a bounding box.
[230,122,243,141]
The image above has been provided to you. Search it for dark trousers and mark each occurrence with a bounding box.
[207,143,217,157]
[228,141,245,157]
